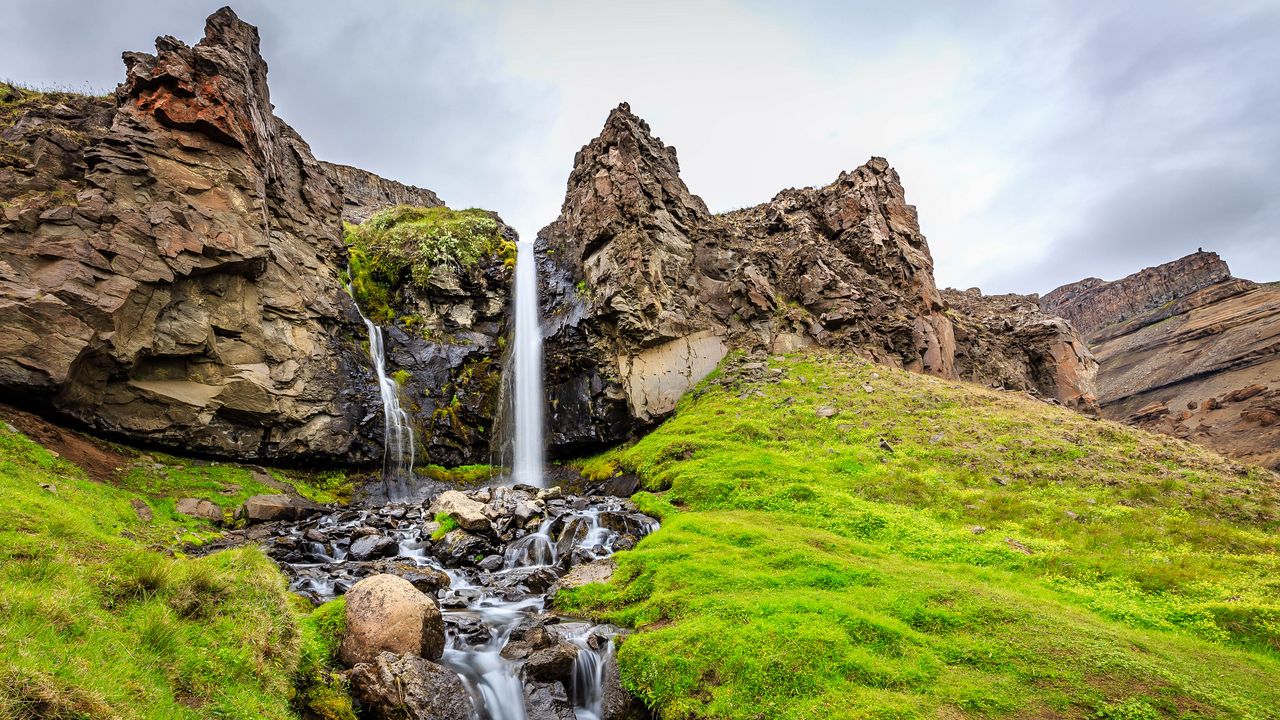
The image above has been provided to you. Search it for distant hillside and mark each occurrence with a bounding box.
[1044,251,1280,470]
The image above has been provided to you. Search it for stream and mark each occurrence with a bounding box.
[264,483,657,719]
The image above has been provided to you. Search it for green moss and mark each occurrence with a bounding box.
[420,464,494,486]
[558,351,1280,719]
[431,513,459,541]
[390,369,413,387]
[295,598,355,720]
[0,426,317,719]
[344,205,513,326]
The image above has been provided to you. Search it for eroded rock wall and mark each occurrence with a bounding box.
[0,9,508,466]
[537,103,1083,454]
[1046,253,1280,469]
[1041,251,1235,337]
[321,160,443,224]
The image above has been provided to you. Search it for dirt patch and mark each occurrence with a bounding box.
[0,403,134,483]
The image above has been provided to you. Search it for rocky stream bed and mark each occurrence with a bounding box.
[252,482,657,720]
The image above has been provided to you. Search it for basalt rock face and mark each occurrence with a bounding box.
[942,289,1098,410]
[0,9,514,468]
[1041,251,1233,337]
[321,160,443,224]
[536,103,976,454]
[1045,252,1280,469]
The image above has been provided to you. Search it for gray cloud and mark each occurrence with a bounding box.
[1,0,1276,293]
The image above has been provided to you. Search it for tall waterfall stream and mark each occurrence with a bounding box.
[284,246,656,719]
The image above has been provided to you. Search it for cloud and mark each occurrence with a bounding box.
[1,0,1276,290]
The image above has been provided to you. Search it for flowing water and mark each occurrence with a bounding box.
[511,240,545,487]
[347,280,416,500]
[303,246,648,718]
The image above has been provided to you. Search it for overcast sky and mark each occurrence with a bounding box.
[3,0,1277,293]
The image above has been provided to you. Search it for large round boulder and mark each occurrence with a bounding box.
[340,574,445,666]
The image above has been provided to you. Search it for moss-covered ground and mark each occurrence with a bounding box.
[559,351,1280,719]
[0,423,354,719]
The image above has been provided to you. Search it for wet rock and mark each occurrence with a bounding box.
[341,574,445,666]
[522,642,579,683]
[549,558,616,599]
[240,494,321,524]
[601,652,647,720]
[429,490,492,533]
[523,680,576,720]
[350,535,398,561]
[432,529,491,567]
[395,566,451,596]
[478,554,504,572]
[350,651,476,720]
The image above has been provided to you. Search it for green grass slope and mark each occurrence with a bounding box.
[0,423,352,720]
[560,352,1280,719]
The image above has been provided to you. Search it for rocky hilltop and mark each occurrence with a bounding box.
[1044,252,1280,469]
[536,104,1097,453]
[0,9,510,466]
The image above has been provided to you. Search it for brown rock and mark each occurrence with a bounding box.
[240,493,321,523]
[174,497,222,523]
[349,652,475,720]
[340,574,445,666]
[537,103,957,452]
[1223,385,1267,403]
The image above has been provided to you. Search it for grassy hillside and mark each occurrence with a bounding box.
[559,351,1280,719]
[0,420,352,720]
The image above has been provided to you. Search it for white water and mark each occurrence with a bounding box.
[511,241,545,487]
[347,282,416,499]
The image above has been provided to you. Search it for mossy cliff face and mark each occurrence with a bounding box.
[536,104,1097,456]
[344,205,515,466]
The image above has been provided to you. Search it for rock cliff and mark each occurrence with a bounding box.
[322,160,443,224]
[0,8,508,466]
[536,104,1092,453]
[942,289,1098,409]
[1045,252,1280,469]
[1041,250,1233,336]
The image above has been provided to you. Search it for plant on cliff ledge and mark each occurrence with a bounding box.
[343,205,514,324]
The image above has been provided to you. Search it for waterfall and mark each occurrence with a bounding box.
[511,241,545,487]
[346,280,415,500]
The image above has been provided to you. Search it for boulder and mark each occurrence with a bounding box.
[429,490,491,533]
[340,574,445,666]
[350,535,398,561]
[524,680,576,720]
[601,651,647,720]
[431,529,491,567]
[522,642,579,683]
[174,497,221,522]
[240,494,321,524]
[349,652,476,720]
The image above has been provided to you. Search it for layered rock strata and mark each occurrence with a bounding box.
[1045,252,1280,469]
[321,160,443,224]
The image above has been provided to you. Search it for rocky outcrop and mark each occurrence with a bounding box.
[943,288,1098,410]
[0,9,510,467]
[1041,251,1235,337]
[1046,252,1280,469]
[0,8,381,462]
[537,103,1091,454]
[322,160,443,224]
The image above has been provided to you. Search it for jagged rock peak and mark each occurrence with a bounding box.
[1041,250,1242,337]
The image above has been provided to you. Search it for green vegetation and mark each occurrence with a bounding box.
[0,425,352,719]
[420,463,494,486]
[431,512,459,541]
[559,352,1280,719]
[344,205,515,325]
[294,598,355,720]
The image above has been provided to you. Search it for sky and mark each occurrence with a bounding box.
[2,0,1277,294]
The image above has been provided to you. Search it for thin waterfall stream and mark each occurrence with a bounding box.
[346,278,416,500]
[282,247,656,719]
